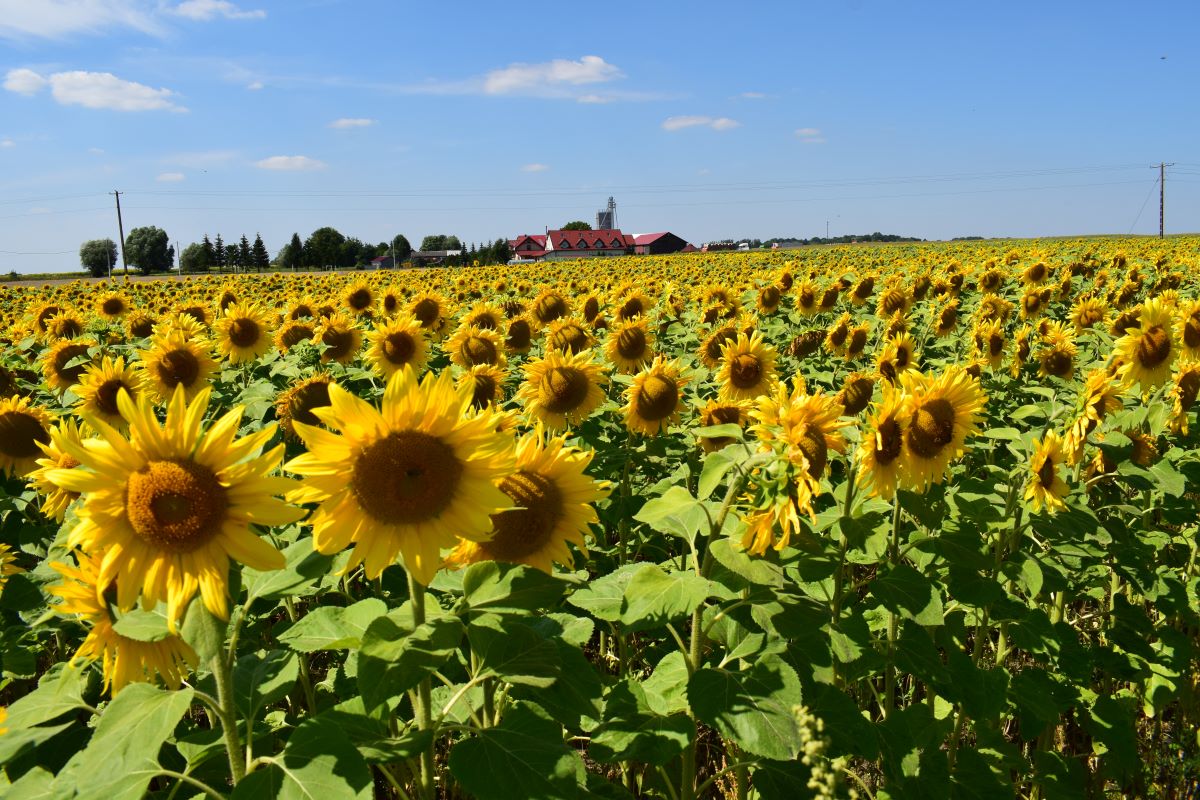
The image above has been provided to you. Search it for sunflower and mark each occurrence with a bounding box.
[624,357,692,436]
[1036,327,1077,380]
[855,382,910,500]
[756,284,783,315]
[125,310,156,339]
[276,374,334,441]
[1170,362,1200,434]
[462,301,506,331]
[876,286,910,319]
[45,310,86,340]
[1070,296,1107,332]
[446,426,609,573]
[41,337,96,392]
[836,371,876,416]
[1064,369,1124,464]
[1113,297,1176,390]
[972,320,1007,369]
[276,320,316,352]
[1011,324,1034,378]
[158,310,209,341]
[1,543,23,593]
[700,322,740,368]
[408,291,447,335]
[95,291,129,320]
[844,323,870,361]
[695,399,752,453]
[850,276,875,306]
[898,366,986,492]
[343,280,375,315]
[287,298,318,321]
[47,386,302,629]
[380,286,404,317]
[29,417,87,521]
[515,348,607,431]
[1175,300,1200,362]
[457,364,507,410]
[213,301,273,364]
[0,396,54,477]
[446,324,506,369]
[366,315,429,378]
[789,329,826,360]
[751,382,847,482]
[138,331,217,403]
[604,318,655,373]
[717,332,778,401]
[740,494,805,555]
[315,312,362,364]
[49,549,196,695]
[545,318,594,355]
[72,356,144,430]
[818,283,841,312]
[976,295,1013,325]
[531,289,570,325]
[504,315,536,354]
[614,290,654,322]
[1025,432,1068,514]
[794,280,820,316]
[877,333,919,384]
[932,299,959,338]
[284,367,515,585]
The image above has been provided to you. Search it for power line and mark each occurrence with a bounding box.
[1154,162,1175,238]
[1128,176,1159,235]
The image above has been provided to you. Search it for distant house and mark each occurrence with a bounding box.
[370,255,395,269]
[631,232,690,255]
[701,241,738,252]
[509,234,548,262]
[410,249,462,267]
[508,229,634,261]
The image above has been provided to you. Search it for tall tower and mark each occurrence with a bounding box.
[596,196,617,230]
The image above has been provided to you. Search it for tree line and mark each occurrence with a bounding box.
[79,227,515,276]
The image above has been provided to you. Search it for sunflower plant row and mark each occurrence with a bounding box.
[0,237,1198,799]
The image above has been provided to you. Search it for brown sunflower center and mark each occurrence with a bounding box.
[229,318,261,348]
[1037,456,1056,489]
[95,379,128,417]
[854,278,874,299]
[468,374,498,409]
[635,375,679,422]
[383,294,399,313]
[287,380,332,426]
[52,343,91,386]
[796,424,828,478]
[351,431,463,525]
[290,304,314,320]
[348,288,372,310]
[1178,370,1200,411]
[539,367,591,414]
[1136,325,1171,369]
[939,307,958,330]
[459,335,496,365]
[617,327,647,361]
[828,325,848,349]
[840,376,875,415]
[988,332,1005,357]
[582,297,600,322]
[481,471,564,562]
[130,317,155,338]
[1184,317,1200,349]
[704,330,737,363]
[1041,349,1073,377]
[847,328,868,355]
[382,331,416,364]
[53,317,84,338]
[534,294,567,323]
[411,298,441,325]
[894,346,911,369]
[759,286,780,309]
[181,306,207,325]
[874,416,903,466]
[506,319,532,351]
[729,353,763,389]
[157,348,201,389]
[125,459,228,552]
[881,291,906,316]
[281,324,314,349]
[907,398,956,459]
[0,411,50,460]
[799,287,816,308]
[619,297,644,319]
[470,312,500,331]
[322,326,356,360]
[550,324,589,354]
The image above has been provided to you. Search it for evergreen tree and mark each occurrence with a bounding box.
[239,235,252,271]
[391,234,412,261]
[285,233,303,270]
[201,234,215,270]
[213,234,226,271]
[252,234,270,271]
[225,243,240,272]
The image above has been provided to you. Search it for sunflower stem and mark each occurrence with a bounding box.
[883,493,902,719]
[211,651,246,785]
[408,573,437,800]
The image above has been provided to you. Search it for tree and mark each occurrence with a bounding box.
[124,226,173,275]
[419,234,461,252]
[201,235,216,269]
[303,227,347,270]
[251,234,270,271]
[445,235,462,250]
[213,234,226,272]
[340,237,365,268]
[561,220,591,231]
[391,234,412,261]
[79,238,117,278]
[238,235,252,271]
[281,233,303,271]
[492,237,512,264]
[224,243,240,271]
[179,242,208,273]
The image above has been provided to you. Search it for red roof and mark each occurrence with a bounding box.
[632,232,671,246]
[512,250,548,259]
[546,228,632,250]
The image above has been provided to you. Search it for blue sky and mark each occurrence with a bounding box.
[1,0,1198,272]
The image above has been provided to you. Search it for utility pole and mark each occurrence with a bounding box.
[1154,162,1174,239]
[111,190,129,280]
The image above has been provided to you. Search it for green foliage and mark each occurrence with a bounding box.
[122,225,173,274]
[78,238,117,278]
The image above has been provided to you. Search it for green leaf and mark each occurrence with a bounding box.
[68,684,194,800]
[448,702,586,800]
[688,656,802,760]
[708,538,785,589]
[317,698,433,764]
[278,598,386,652]
[244,537,337,600]
[232,717,372,800]
[634,485,710,541]
[870,563,945,626]
[619,564,709,632]
[511,639,603,732]
[358,614,465,710]
[110,607,171,642]
[696,447,740,499]
[3,666,87,729]
[234,649,299,719]
[567,563,642,622]
[643,651,691,716]
[180,599,227,664]
[4,766,58,800]
[461,562,568,613]
[470,615,561,687]
[590,680,694,765]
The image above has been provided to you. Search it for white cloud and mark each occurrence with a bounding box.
[5,68,185,111]
[88,146,105,154]
[171,0,265,20]
[740,91,767,99]
[0,138,14,148]
[4,68,49,95]
[483,55,622,96]
[329,117,375,129]
[795,127,826,143]
[0,0,165,40]
[662,115,741,132]
[246,80,264,90]
[163,149,237,168]
[576,94,612,104]
[255,155,326,171]
[520,163,549,173]
[156,171,185,182]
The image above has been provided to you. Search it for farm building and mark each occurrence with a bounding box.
[631,232,690,255]
[509,229,692,261]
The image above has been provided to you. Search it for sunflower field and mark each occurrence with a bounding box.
[0,237,1198,799]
